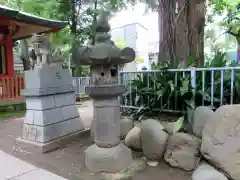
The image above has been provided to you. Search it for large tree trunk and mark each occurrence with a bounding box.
[158,0,175,63]
[172,0,189,67]
[157,0,206,67]
[187,0,206,67]
[158,0,189,67]
[70,1,77,48]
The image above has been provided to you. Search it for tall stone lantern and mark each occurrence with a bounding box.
[72,13,135,173]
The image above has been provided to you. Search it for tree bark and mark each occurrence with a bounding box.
[157,0,206,67]
[69,0,78,49]
[187,0,206,67]
[158,0,190,67]
[158,0,174,63]
[172,0,189,67]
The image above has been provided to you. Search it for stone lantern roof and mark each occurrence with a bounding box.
[72,12,135,65]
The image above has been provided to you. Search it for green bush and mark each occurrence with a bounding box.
[0,103,26,112]
[121,51,240,121]
[0,102,26,119]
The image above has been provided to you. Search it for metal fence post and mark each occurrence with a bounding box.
[118,69,121,84]
[190,68,196,104]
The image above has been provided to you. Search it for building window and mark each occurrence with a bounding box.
[0,45,7,74]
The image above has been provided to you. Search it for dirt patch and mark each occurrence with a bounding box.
[0,101,192,180]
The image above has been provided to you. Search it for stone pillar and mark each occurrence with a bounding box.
[93,98,121,148]
[84,68,132,173]
[16,35,85,153]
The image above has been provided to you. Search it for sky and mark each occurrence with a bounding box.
[110,3,159,43]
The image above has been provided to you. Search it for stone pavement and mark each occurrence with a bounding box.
[0,150,67,180]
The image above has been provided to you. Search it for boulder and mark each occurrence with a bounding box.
[161,116,184,134]
[120,116,134,140]
[192,163,228,180]
[192,106,213,138]
[201,104,240,180]
[141,119,169,160]
[164,132,201,171]
[125,126,141,151]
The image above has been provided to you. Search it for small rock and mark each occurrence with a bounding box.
[120,116,134,140]
[192,163,228,180]
[146,161,159,167]
[192,106,213,138]
[125,126,141,151]
[141,119,169,160]
[161,116,184,134]
[164,132,201,171]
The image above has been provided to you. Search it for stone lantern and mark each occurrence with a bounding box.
[72,12,135,173]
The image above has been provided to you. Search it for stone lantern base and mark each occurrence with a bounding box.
[85,143,132,173]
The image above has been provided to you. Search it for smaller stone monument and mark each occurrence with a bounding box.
[16,34,85,153]
[72,12,135,173]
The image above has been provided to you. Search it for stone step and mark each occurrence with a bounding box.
[0,150,67,180]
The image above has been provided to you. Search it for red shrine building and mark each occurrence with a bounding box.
[0,5,67,100]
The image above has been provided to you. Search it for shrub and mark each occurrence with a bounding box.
[121,51,240,121]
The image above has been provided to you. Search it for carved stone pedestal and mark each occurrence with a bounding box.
[84,85,132,172]
[16,66,85,153]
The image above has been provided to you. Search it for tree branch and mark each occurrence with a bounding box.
[226,30,238,37]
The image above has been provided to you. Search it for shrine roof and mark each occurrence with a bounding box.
[0,5,67,29]
[0,5,68,40]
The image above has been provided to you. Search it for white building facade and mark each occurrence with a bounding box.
[111,23,150,71]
